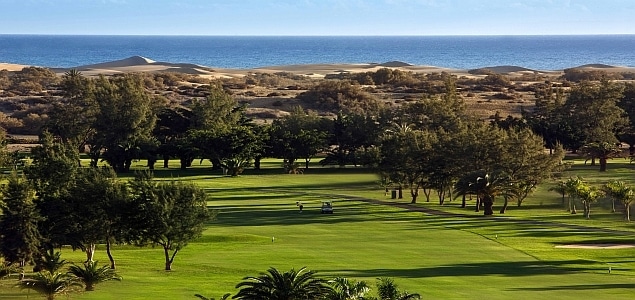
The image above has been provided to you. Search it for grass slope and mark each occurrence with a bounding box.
[1,160,634,299]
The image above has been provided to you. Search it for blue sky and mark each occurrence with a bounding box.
[1,0,633,35]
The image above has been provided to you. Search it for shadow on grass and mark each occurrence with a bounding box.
[507,283,635,291]
[323,260,598,278]
[212,202,422,227]
[118,166,376,179]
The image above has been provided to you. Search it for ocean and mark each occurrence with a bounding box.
[0,35,634,71]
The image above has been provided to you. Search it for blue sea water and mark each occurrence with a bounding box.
[0,35,634,71]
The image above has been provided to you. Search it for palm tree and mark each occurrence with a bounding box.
[576,183,602,219]
[34,248,68,273]
[454,170,510,216]
[20,271,81,300]
[604,180,635,220]
[195,293,231,300]
[564,177,584,214]
[375,278,420,300]
[232,267,330,300]
[67,261,121,291]
[327,277,371,300]
[548,181,567,207]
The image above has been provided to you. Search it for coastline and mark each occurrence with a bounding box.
[2,56,635,79]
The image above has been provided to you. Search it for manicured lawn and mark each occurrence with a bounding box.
[1,160,634,299]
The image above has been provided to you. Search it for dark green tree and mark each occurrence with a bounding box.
[20,271,81,300]
[232,267,330,300]
[374,277,420,300]
[127,173,212,270]
[46,69,97,155]
[67,261,121,291]
[88,74,157,172]
[269,107,329,170]
[0,173,41,278]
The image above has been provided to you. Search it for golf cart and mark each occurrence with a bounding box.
[321,201,333,214]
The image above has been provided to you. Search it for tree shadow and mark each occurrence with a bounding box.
[321,260,599,278]
[508,283,635,291]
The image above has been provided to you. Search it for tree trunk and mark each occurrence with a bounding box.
[483,195,494,216]
[611,199,616,213]
[19,259,25,280]
[438,189,445,205]
[180,158,188,170]
[164,247,172,271]
[499,195,509,214]
[305,158,310,169]
[106,239,116,269]
[626,204,631,221]
[124,159,132,172]
[163,155,170,168]
[585,202,591,219]
[410,188,418,204]
[398,186,403,199]
[254,156,261,170]
[423,188,431,202]
[590,157,596,166]
[474,196,480,212]
[147,158,156,170]
[461,194,466,208]
[599,157,607,172]
[85,243,96,263]
[570,198,577,214]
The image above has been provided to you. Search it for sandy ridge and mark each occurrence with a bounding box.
[3,56,635,78]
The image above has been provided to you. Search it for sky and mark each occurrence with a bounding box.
[0,0,634,35]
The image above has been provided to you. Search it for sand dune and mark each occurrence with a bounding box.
[0,63,31,71]
[4,56,635,78]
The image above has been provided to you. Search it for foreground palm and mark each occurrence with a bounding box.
[67,261,121,291]
[233,266,330,300]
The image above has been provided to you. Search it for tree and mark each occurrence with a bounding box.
[562,80,627,152]
[379,124,437,203]
[232,267,330,300]
[63,167,129,267]
[576,183,602,219]
[454,170,510,216]
[34,249,67,274]
[564,177,584,214]
[20,271,81,300]
[24,131,80,200]
[195,293,231,300]
[67,261,121,291]
[269,107,329,170]
[0,172,41,278]
[88,74,157,172]
[495,128,565,211]
[327,277,371,300]
[603,180,635,221]
[374,277,420,300]
[46,69,97,154]
[128,172,212,270]
[189,126,260,176]
[579,142,622,172]
[522,82,567,152]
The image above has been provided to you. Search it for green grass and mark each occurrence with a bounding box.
[1,159,635,299]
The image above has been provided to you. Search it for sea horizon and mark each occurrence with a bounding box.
[1,34,634,70]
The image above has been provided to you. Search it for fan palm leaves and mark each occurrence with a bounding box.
[20,271,81,300]
[195,293,231,300]
[67,261,121,291]
[375,277,420,300]
[232,267,330,300]
[327,277,370,300]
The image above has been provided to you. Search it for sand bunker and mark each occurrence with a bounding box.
[555,244,635,249]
